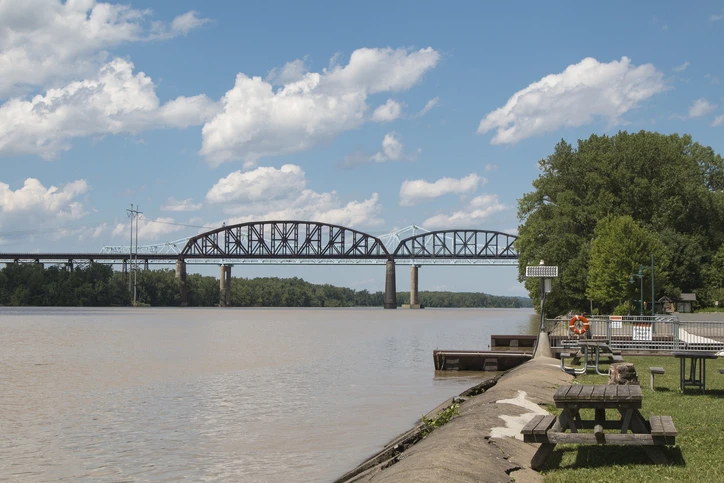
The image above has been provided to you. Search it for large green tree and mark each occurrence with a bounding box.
[517,131,724,316]
[586,215,668,314]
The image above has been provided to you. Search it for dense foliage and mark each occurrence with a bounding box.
[517,130,724,316]
[0,264,532,308]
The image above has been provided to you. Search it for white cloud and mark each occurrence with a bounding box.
[0,1,208,97]
[200,47,439,166]
[206,164,306,204]
[372,99,402,123]
[709,10,724,21]
[673,61,690,72]
[161,197,203,212]
[713,115,724,127]
[0,58,219,158]
[0,177,89,242]
[324,47,440,94]
[484,163,498,172]
[415,97,439,117]
[400,173,483,207]
[422,194,507,229]
[477,57,667,144]
[688,98,717,118]
[0,177,88,218]
[169,11,210,36]
[111,215,185,242]
[206,164,383,227]
[266,59,308,85]
[371,132,405,162]
[342,132,419,167]
[705,74,720,85]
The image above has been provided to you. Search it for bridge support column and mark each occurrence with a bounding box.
[175,259,188,307]
[384,260,397,309]
[219,265,232,307]
[407,265,422,309]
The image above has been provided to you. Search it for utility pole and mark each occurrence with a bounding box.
[126,204,142,306]
[127,204,134,294]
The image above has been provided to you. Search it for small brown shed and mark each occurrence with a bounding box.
[676,293,696,313]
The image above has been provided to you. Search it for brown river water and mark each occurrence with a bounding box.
[0,307,536,482]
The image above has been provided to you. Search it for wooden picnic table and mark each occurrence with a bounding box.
[522,384,676,470]
[672,350,719,393]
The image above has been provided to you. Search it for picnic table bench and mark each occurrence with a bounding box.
[521,384,676,470]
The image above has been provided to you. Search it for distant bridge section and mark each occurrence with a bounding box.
[0,222,519,309]
[392,229,517,263]
[181,221,390,260]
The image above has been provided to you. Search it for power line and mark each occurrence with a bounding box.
[138,217,214,230]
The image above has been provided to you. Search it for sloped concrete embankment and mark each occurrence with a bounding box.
[336,356,572,483]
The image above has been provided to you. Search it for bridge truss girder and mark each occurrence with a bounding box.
[0,224,519,266]
[393,229,518,260]
[181,221,390,260]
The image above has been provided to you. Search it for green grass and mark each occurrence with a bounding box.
[543,355,724,483]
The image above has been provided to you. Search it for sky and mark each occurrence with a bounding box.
[1,0,723,297]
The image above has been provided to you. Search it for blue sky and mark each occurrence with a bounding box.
[1,0,723,296]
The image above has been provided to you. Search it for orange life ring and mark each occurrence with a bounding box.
[569,315,590,335]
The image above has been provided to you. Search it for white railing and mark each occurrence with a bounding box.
[546,315,724,353]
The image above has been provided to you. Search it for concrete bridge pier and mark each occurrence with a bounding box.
[408,264,422,309]
[384,260,397,309]
[219,264,232,307]
[175,259,188,306]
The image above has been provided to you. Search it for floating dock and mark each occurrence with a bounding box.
[433,350,532,371]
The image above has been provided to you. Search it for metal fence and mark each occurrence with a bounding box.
[545,315,724,353]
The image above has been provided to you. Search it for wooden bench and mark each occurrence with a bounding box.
[649,415,677,445]
[649,366,665,390]
[522,414,677,445]
[521,414,557,443]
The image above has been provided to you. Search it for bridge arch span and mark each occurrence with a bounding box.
[180,220,391,260]
[392,229,518,260]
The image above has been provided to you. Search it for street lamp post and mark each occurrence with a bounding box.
[526,261,558,357]
[629,265,644,316]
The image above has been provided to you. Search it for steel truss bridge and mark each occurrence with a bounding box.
[0,221,519,267]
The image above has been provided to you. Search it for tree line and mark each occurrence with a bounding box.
[517,130,724,316]
[0,263,532,308]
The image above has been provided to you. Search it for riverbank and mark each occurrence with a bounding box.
[336,355,572,482]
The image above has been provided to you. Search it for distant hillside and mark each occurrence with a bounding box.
[0,264,532,308]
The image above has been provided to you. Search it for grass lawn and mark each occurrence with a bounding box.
[543,355,724,483]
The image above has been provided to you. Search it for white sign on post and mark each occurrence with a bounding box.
[525,266,559,278]
[632,322,653,341]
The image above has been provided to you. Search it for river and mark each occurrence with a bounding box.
[0,307,536,482]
